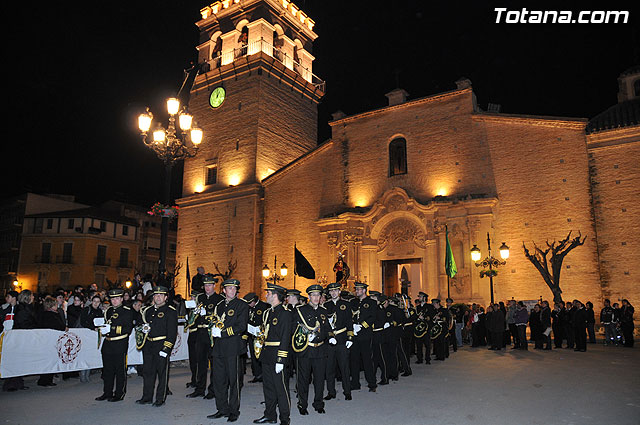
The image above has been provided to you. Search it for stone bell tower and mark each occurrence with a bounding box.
[176,0,324,295]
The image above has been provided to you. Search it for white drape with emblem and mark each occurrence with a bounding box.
[0,326,188,378]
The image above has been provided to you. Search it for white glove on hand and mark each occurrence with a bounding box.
[353,324,362,334]
[100,324,111,335]
[345,341,353,349]
[275,363,284,374]
[247,324,259,336]
[329,337,337,345]
[308,333,316,342]
[211,327,222,338]
[383,322,391,329]
[199,307,207,315]
[159,351,168,358]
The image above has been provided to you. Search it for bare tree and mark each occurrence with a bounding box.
[212,259,238,281]
[523,231,586,303]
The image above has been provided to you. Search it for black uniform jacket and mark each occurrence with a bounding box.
[190,292,224,330]
[104,305,135,342]
[350,296,376,340]
[212,297,249,357]
[323,297,354,343]
[294,303,331,358]
[250,300,271,327]
[260,303,292,365]
[142,303,178,354]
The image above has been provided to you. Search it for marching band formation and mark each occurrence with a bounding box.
[93,277,456,425]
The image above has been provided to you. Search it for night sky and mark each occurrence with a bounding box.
[5,0,638,207]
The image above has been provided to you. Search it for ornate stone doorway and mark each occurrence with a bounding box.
[381,258,422,298]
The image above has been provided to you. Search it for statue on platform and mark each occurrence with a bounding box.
[333,252,350,287]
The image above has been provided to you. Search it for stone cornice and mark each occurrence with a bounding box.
[176,183,263,208]
[586,124,640,150]
[473,112,587,129]
[329,88,472,126]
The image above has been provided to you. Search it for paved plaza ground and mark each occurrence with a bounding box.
[1,343,639,425]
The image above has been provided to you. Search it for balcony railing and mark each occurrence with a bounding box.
[204,39,325,92]
[94,257,111,266]
[56,255,73,264]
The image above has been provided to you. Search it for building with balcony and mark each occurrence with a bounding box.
[18,207,139,293]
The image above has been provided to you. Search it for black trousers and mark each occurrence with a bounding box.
[326,343,351,396]
[382,341,398,379]
[101,340,128,398]
[564,323,574,348]
[296,356,326,410]
[401,333,413,359]
[415,335,431,363]
[517,326,528,350]
[574,326,587,351]
[248,335,263,379]
[194,330,211,394]
[212,355,241,417]
[350,337,376,389]
[187,331,198,385]
[509,323,520,347]
[372,341,388,382]
[621,322,634,347]
[433,334,446,360]
[552,324,563,347]
[142,343,170,403]
[262,361,290,421]
[396,337,411,373]
[491,331,504,350]
[587,323,596,343]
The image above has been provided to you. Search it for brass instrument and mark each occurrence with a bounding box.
[254,324,267,359]
[328,312,337,330]
[205,312,225,347]
[135,323,151,349]
[430,311,445,340]
[413,312,429,338]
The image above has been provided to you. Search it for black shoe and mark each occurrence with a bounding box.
[187,391,204,398]
[351,385,361,391]
[298,406,309,415]
[186,382,194,388]
[166,389,172,395]
[324,394,336,400]
[204,392,215,399]
[315,408,326,414]
[401,371,412,377]
[95,394,111,401]
[390,377,398,381]
[108,396,124,402]
[369,387,376,392]
[253,417,277,424]
[207,412,229,419]
[378,380,389,385]
[249,377,263,383]
[135,399,152,405]
[227,416,239,423]
[280,419,290,425]
[345,394,352,400]
[416,360,423,364]
[153,401,165,407]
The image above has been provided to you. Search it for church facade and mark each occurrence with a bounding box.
[176,0,640,307]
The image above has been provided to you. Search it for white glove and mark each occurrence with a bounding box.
[353,324,362,334]
[345,341,353,349]
[247,345,252,356]
[329,337,337,345]
[100,324,111,335]
[308,333,316,342]
[159,351,168,358]
[275,363,284,374]
[199,307,207,315]
[383,322,390,329]
[247,324,259,336]
[211,327,222,338]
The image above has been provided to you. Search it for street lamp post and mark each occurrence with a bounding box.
[137,98,203,284]
[262,256,288,286]
[470,232,509,304]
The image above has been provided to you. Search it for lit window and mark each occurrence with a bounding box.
[206,164,218,185]
[389,138,407,176]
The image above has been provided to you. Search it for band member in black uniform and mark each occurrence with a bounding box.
[349,282,377,392]
[323,281,353,401]
[369,292,390,385]
[187,274,223,399]
[207,279,249,422]
[252,284,292,425]
[292,284,330,415]
[431,299,450,361]
[446,298,459,353]
[136,286,178,406]
[401,296,417,366]
[245,292,270,383]
[389,296,411,377]
[95,288,134,402]
[415,292,435,364]
[186,290,201,389]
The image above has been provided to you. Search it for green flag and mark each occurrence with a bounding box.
[445,225,457,278]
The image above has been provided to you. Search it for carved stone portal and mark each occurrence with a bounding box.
[377,219,427,253]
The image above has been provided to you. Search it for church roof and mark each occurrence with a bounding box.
[586,99,640,134]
